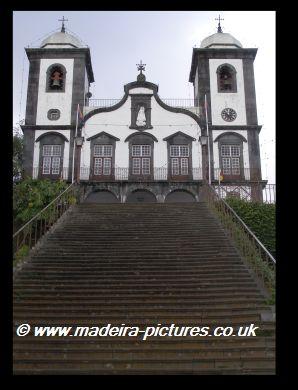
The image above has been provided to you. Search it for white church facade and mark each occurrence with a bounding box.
[21,20,265,202]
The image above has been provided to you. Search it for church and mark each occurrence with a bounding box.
[21,18,265,203]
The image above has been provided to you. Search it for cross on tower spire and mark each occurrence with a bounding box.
[215,15,224,33]
[136,60,146,74]
[58,16,68,33]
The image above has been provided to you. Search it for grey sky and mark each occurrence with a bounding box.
[13,10,275,183]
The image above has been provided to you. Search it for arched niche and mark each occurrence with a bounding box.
[126,189,157,203]
[46,63,67,92]
[165,189,196,203]
[216,63,237,93]
[84,190,120,203]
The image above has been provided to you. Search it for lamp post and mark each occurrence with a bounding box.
[74,136,84,183]
[199,135,210,184]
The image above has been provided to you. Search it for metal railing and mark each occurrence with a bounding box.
[32,167,69,180]
[160,98,198,107]
[79,167,204,182]
[263,184,276,204]
[88,99,122,107]
[214,183,276,204]
[13,183,85,261]
[201,183,275,294]
[87,98,198,108]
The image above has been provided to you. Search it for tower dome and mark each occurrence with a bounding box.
[200,32,243,49]
[40,30,83,48]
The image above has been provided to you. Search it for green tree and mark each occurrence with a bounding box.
[13,129,24,181]
[13,178,68,227]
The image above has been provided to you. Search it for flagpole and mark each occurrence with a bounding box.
[71,104,79,183]
[205,94,211,185]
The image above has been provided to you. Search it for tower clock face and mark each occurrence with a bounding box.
[221,108,237,122]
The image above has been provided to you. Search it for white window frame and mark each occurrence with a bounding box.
[103,158,112,175]
[93,145,113,176]
[131,145,151,175]
[93,157,112,176]
[93,158,103,175]
[94,144,112,157]
[170,145,189,157]
[132,145,151,157]
[42,156,51,174]
[142,158,150,175]
[180,158,189,175]
[132,158,141,175]
[42,145,62,175]
[171,158,179,175]
[221,145,241,175]
[170,145,190,175]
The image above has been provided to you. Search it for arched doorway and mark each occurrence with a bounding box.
[126,189,157,203]
[165,189,196,203]
[84,190,119,203]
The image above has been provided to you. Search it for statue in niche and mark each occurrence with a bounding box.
[136,105,146,127]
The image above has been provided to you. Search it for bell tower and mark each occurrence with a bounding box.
[189,17,264,201]
[22,18,94,180]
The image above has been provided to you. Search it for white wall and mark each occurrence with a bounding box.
[36,58,74,125]
[209,59,247,125]
[80,89,202,174]
[129,87,154,95]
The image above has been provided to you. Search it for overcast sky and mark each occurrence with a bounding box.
[13,10,275,183]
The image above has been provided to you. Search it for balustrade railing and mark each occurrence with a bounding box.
[214,183,276,203]
[160,98,199,107]
[13,183,85,262]
[79,167,204,181]
[262,184,276,204]
[87,98,198,108]
[32,167,69,180]
[88,99,122,107]
[31,166,275,203]
[201,183,275,295]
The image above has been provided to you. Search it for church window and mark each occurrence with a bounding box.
[132,145,151,157]
[42,145,62,175]
[132,158,141,175]
[217,64,237,93]
[142,158,150,175]
[47,109,61,121]
[46,64,66,92]
[170,145,189,176]
[221,145,240,175]
[93,145,112,176]
[132,145,151,175]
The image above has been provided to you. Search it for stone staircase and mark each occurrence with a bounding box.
[13,202,275,375]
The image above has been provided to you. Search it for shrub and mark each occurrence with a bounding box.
[225,197,276,257]
[13,178,68,227]
[13,244,30,266]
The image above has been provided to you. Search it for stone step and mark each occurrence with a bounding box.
[12,356,275,372]
[13,348,275,361]
[27,255,242,261]
[14,336,275,349]
[13,201,275,375]
[13,314,262,324]
[13,300,268,310]
[13,289,264,298]
[13,296,267,305]
[13,367,275,375]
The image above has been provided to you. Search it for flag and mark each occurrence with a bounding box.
[219,170,224,184]
[77,104,85,127]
